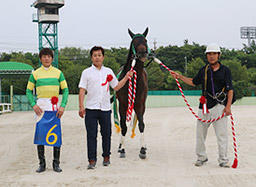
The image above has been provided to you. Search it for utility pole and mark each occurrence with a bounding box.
[153,38,157,51]
[184,56,187,74]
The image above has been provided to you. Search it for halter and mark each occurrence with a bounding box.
[131,34,151,57]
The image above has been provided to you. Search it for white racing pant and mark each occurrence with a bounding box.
[34,98,59,122]
[196,104,229,164]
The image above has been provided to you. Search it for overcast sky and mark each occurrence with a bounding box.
[0,0,256,52]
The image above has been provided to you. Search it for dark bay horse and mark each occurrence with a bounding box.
[116,28,150,159]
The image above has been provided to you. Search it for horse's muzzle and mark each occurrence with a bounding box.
[136,52,148,59]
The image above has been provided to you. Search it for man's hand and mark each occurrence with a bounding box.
[33,105,43,116]
[169,71,195,87]
[56,107,65,118]
[125,70,134,80]
[170,71,181,79]
[224,105,231,116]
[79,106,86,118]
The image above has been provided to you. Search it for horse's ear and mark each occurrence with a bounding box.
[128,29,135,39]
[143,27,149,37]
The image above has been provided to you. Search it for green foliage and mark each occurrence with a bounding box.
[146,63,166,90]
[221,59,248,82]
[107,48,129,66]
[1,41,256,99]
[164,70,181,90]
[221,59,249,99]
[1,76,30,94]
[233,80,250,99]
[248,68,256,85]
[0,53,11,61]
[186,57,205,77]
[9,52,34,68]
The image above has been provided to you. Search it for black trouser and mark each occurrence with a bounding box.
[84,109,112,162]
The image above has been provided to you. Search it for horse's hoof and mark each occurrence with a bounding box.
[139,147,147,159]
[139,153,146,159]
[119,149,126,158]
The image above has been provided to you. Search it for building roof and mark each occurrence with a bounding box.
[0,62,33,78]
[33,0,65,8]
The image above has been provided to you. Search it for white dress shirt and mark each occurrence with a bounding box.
[78,65,118,111]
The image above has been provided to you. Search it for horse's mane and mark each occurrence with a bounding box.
[118,43,133,80]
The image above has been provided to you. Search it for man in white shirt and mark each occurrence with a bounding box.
[78,46,132,169]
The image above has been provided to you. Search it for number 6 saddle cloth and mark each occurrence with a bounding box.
[34,111,62,147]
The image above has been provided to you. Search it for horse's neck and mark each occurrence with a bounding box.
[134,60,144,73]
[124,51,133,70]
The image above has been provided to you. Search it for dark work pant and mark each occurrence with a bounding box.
[84,109,112,162]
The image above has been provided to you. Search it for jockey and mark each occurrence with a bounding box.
[26,48,69,173]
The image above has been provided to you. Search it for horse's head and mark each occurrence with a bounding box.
[128,27,150,62]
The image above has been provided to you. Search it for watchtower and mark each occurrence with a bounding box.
[32,0,65,67]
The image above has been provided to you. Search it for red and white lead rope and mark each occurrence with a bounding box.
[154,57,238,168]
[127,59,137,121]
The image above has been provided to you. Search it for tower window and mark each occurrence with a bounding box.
[45,8,58,15]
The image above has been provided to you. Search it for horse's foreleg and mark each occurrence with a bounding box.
[118,113,127,158]
[137,114,147,159]
[120,115,127,136]
[137,114,145,133]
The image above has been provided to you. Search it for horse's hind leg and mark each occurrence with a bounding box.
[137,114,147,159]
[118,112,127,158]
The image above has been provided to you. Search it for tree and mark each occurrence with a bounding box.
[103,56,120,74]
[247,68,256,85]
[222,59,249,99]
[186,57,205,77]
[164,70,181,90]
[221,59,248,82]
[146,63,166,90]
[9,52,34,67]
[0,42,256,97]
[156,45,188,73]
[107,48,129,66]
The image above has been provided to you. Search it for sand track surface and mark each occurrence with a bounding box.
[0,105,255,186]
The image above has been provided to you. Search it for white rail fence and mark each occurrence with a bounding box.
[0,103,12,114]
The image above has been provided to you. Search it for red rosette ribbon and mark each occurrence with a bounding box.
[51,96,58,111]
[199,96,209,115]
[101,74,113,92]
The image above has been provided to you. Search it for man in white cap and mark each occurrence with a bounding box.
[171,44,235,168]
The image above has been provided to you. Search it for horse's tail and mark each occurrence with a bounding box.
[113,92,121,133]
[112,66,124,133]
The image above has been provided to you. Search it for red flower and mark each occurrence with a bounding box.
[51,96,59,105]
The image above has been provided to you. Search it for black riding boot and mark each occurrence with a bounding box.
[53,146,62,172]
[36,145,46,173]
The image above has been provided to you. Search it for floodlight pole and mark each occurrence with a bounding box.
[240,26,256,47]
[248,35,251,47]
